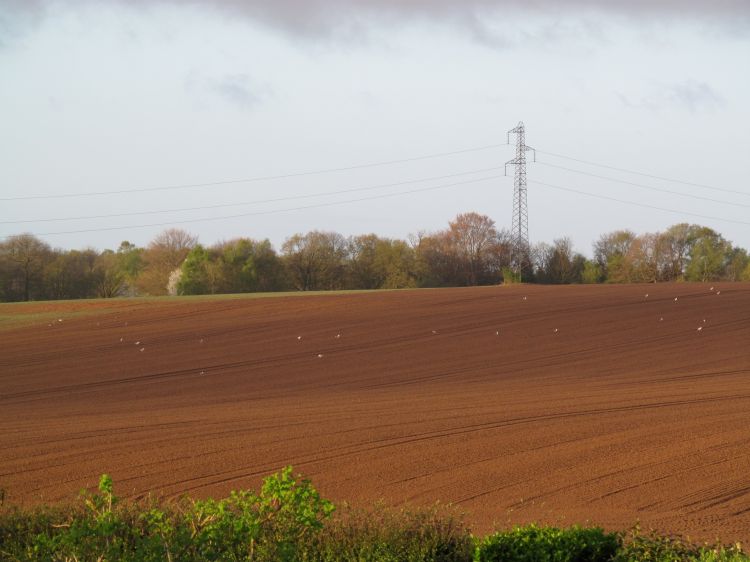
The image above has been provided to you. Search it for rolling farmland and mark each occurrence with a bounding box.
[1,283,749,542]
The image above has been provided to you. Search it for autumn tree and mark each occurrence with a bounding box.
[137,229,197,295]
[447,212,508,285]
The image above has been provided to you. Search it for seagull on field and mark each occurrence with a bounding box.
[140,347,145,352]
[674,297,678,302]
[135,341,141,345]
[317,353,324,358]
[553,328,558,333]
[297,336,302,340]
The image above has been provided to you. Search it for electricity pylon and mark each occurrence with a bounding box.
[505,121,535,279]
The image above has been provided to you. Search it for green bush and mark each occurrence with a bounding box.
[475,524,619,562]
[0,467,334,562]
[2,472,749,562]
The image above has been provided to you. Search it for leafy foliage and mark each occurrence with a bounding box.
[474,524,619,562]
[2,476,749,562]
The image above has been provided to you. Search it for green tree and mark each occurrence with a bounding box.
[593,229,635,283]
[685,227,732,282]
[93,250,126,298]
[347,234,418,289]
[281,231,348,291]
[116,241,144,295]
[44,249,100,299]
[177,245,216,295]
[581,260,602,284]
[215,238,286,293]
[0,233,53,301]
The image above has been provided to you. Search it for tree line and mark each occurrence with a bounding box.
[1,213,749,302]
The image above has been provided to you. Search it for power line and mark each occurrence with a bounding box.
[0,166,504,225]
[536,149,750,197]
[0,142,508,202]
[529,179,750,227]
[6,174,504,239]
[535,162,750,208]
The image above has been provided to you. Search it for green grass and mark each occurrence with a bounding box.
[1,469,747,562]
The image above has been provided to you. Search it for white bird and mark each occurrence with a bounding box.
[335,334,341,339]
[523,296,527,301]
[200,370,205,375]
[317,353,324,358]
[697,326,703,332]
[432,330,437,334]
[703,319,706,323]
[139,347,145,352]
[297,336,302,340]
[717,291,721,295]
[200,338,204,343]
[57,318,63,323]
[710,286,714,291]
[645,294,649,298]
[553,328,558,333]
[495,331,500,336]
[135,341,140,345]
[119,337,123,342]
[659,317,664,321]
[674,297,678,302]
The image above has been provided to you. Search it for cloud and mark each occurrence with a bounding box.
[184,72,272,109]
[667,80,724,112]
[617,80,725,113]
[2,0,749,42]
[211,1,750,33]
[213,74,264,108]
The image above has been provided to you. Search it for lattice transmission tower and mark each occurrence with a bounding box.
[505,121,535,279]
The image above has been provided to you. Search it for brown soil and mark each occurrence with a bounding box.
[1,284,749,542]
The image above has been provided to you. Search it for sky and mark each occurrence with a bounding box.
[1,0,749,257]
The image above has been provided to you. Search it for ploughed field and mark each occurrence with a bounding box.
[2,284,750,542]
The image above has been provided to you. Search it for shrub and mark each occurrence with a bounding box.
[615,526,749,562]
[475,524,619,562]
[300,502,473,562]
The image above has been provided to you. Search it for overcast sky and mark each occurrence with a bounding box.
[1,0,749,256]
